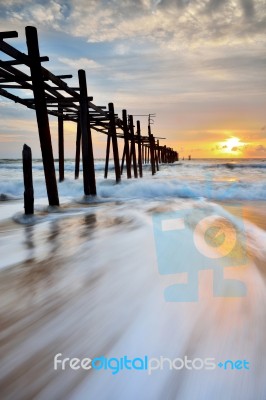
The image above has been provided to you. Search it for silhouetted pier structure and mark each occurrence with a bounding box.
[0,27,178,208]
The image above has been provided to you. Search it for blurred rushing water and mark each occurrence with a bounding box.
[0,195,266,399]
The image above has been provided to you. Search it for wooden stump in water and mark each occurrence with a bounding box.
[22,144,34,215]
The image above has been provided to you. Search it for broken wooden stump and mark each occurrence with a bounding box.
[22,144,34,215]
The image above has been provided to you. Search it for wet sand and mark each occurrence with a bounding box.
[0,199,266,400]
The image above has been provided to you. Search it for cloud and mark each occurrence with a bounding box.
[240,0,255,19]
[2,0,266,48]
[189,147,203,152]
[255,144,266,152]
[157,0,191,9]
[231,146,238,151]
[58,57,102,71]
[205,0,226,13]
[6,0,65,28]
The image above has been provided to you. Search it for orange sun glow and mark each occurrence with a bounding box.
[218,137,245,155]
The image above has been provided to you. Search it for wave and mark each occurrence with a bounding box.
[0,193,22,201]
[0,161,115,172]
[203,163,266,170]
[97,179,266,201]
[1,178,266,201]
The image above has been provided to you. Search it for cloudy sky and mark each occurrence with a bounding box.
[0,0,265,158]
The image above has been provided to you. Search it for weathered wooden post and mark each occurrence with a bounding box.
[58,106,64,182]
[78,69,96,195]
[22,144,34,215]
[148,122,156,174]
[75,120,81,179]
[148,128,156,176]
[136,120,143,178]
[129,115,138,178]
[120,145,126,175]
[163,145,166,163]
[155,139,159,172]
[157,140,161,164]
[104,128,111,179]
[122,109,131,179]
[25,26,59,206]
[74,120,81,179]
[144,145,147,164]
[109,103,121,183]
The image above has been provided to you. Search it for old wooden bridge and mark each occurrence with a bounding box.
[0,26,178,209]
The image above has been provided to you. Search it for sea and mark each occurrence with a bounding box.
[0,158,266,400]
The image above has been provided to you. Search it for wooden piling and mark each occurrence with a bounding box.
[129,115,138,178]
[120,145,126,175]
[157,140,161,164]
[144,145,147,164]
[122,110,131,179]
[155,140,159,172]
[78,69,96,195]
[22,144,34,215]
[141,144,144,166]
[58,106,64,182]
[149,133,156,175]
[108,103,121,183]
[136,120,143,178]
[148,123,156,174]
[104,129,111,179]
[163,145,166,163]
[25,26,59,206]
[75,120,81,179]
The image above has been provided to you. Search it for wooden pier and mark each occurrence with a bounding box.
[0,27,178,207]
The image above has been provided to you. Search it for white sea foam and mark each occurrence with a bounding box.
[0,159,266,206]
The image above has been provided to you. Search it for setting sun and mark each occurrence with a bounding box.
[225,138,241,149]
[218,137,245,156]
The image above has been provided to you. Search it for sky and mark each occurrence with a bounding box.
[0,0,265,158]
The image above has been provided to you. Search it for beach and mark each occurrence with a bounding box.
[1,159,266,399]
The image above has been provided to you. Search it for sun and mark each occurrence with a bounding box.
[225,138,240,149]
[218,137,245,156]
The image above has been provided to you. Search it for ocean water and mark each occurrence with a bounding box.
[0,158,266,400]
[1,158,266,203]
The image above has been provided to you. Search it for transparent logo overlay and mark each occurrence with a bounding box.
[152,204,247,302]
[54,354,250,375]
